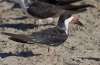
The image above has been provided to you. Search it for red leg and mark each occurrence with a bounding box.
[54,47,56,56]
[48,47,50,56]
[34,19,36,26]
[37,21,40,29]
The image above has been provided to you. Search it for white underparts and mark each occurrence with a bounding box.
[38,17,53,24]
[38,19,43,24]
[46,17,53,21]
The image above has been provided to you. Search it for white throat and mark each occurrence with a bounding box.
[64,16,74,34]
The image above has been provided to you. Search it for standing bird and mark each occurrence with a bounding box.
[18,0,65,28]
[18,0,94,28]
[2,13,84,56]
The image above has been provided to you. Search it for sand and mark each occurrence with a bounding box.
[0,0,100,65]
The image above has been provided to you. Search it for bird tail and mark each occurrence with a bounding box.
[1,32,34,44]
[58,4,95,10]
[56,0,82,5]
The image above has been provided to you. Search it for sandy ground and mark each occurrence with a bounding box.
[0,0,100,65]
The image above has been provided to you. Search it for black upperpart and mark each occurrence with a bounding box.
[38,0,82,5]
[27,1,64,19]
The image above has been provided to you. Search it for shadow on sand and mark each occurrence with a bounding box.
[11,16,28,20]
[0,23,34,30]
[0,0,21,9]
[0,23,55,30]
[81,57,100,61]
[0,51,41,58]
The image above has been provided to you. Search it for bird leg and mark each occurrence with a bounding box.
[37,21,40,29]
[37,19,42,29]
[48,47,57,56]
[34,19,38,31]
[34,19,40,29]
[54,47,57,56]
[48,47,50,56]
[34,19,37,27]
[34,19,41,29]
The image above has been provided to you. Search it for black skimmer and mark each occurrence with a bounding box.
[18,0,93,28]
[18,0,65,28]
[2,13,84,56]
